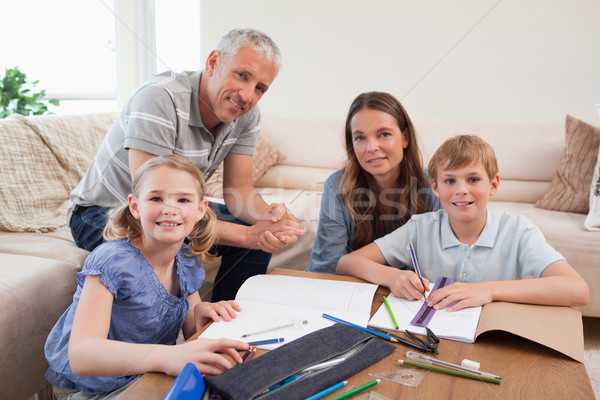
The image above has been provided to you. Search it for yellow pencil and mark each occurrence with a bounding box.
[383,296,399,330]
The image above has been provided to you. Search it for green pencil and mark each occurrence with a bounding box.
[383,296,399,330]
[330,379,380,400]
[397,359,501,384]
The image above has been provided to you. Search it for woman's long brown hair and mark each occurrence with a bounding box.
[340,92,429,249]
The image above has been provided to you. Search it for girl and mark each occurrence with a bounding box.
[45,154,248,399]
[308,92,439,273]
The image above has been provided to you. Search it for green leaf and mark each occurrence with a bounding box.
[0,66,60,118]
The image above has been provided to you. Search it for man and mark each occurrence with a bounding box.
[68,28,306,301]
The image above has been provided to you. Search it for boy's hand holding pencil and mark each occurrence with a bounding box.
[387,269,431,301]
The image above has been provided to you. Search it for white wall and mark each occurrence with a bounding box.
[201,0,600,123]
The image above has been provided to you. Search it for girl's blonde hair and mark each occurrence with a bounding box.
[340,92,429,249]
[103,154,217,263]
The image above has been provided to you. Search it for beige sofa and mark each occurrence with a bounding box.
[0,112,598,399]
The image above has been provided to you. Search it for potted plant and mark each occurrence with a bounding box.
[0,66,59,118]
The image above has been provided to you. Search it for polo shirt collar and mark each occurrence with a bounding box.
[474,209,497,248]
[440,211,462,249]
[439,208,496,249]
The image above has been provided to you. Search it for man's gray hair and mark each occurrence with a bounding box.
[216,28,282,75]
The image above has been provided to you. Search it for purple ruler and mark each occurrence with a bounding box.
[410,276,453,327]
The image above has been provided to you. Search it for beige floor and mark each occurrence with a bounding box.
[583,317,600,399]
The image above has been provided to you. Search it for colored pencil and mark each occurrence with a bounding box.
[305,380,348,400]
[397,359,501,384]
[322,313,399,343]
[242,346,257,363]
[383,296,399,329]
[408,242,427,300]
[330,379,380,400]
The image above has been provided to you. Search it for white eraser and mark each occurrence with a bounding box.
[461,359,480,370]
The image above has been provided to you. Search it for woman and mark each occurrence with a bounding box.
[307,92,439,274]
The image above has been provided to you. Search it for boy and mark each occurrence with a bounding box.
[337,135,589,311]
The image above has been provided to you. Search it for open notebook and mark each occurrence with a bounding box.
[198,274,378,349]
[368,292,482,343]
[368,294,585,363]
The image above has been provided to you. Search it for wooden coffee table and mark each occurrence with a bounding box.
[117,269,595,399]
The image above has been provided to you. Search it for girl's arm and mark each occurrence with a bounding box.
[337,243,429,300]
[68,275,248,377]
[427,260,590,311]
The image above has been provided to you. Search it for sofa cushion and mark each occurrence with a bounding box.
[488,201,600,317]
[205,135,285,198]
[584,142,600,231]
[0,113,117,232]
[0,253,78,399]
[535,115,600,214]
[0,227,89,269]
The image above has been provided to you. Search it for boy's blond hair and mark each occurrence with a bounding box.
[428,135,499,182]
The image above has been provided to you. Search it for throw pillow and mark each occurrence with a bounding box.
[205,135,285,198]
[584,142,600,230]
[535,115,600,214]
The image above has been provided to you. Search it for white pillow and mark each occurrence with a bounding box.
[584,142,600,231]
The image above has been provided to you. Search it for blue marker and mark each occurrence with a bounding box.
[247,337,285,346]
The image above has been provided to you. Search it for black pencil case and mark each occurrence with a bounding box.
[203,323,395,400]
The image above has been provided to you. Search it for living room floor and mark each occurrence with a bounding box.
[583,316,600,398]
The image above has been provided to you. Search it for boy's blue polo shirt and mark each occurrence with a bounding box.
[374,209,564,283]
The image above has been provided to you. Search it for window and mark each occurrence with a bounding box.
[0,0,118,114]
[1,0,201,115]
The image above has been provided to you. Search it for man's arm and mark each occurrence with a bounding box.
[219,153,306,252]
[222,153,270,223]
[128,148,157,178]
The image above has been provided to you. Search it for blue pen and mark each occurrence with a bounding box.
[408,242,427,300]
[247,337,285,346]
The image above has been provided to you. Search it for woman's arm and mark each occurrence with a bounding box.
[308,173,353,273]
[427,260,590,311]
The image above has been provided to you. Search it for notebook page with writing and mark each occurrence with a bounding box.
[368,292,482,343]
[199,275,378,349]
